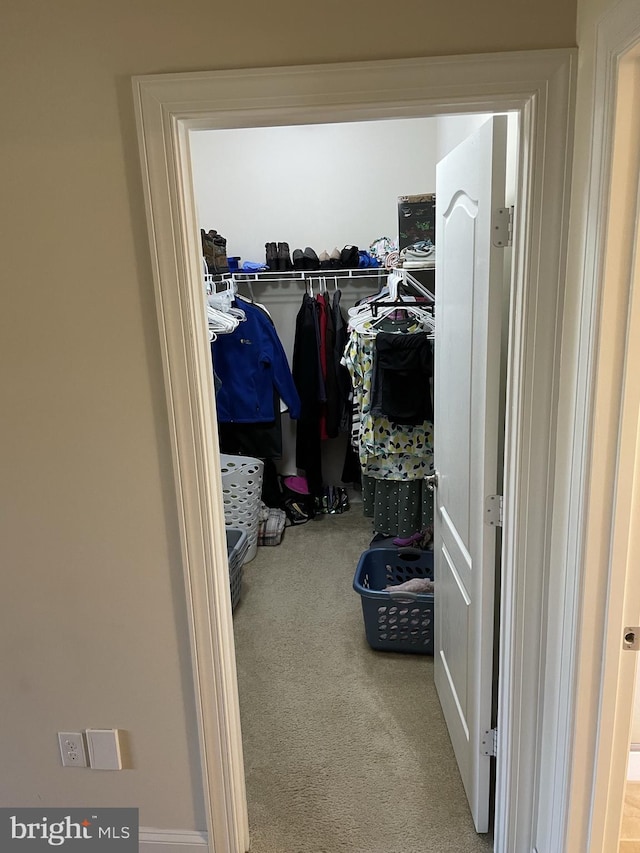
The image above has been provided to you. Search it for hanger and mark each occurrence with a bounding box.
[203,257,215,295]
[348,272,434,337]
[350,301,435,338]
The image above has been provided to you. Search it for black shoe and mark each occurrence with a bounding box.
[303,247,319,270]
[277,242,292,271]
[265,241,278,271]
[340,245,359,269]
[292,249,305,270]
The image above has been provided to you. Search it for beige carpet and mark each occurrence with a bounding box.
[620,782,640,853]
[233,509,493,853]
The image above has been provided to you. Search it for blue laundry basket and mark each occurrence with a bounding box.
[353,547,434,654]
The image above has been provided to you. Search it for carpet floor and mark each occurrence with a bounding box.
[233,509,493,853]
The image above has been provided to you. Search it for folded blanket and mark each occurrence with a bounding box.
[384,576,434,594]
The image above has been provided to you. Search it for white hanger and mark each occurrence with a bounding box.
[348,271,434,337]
[207,304,239,336]
[350,302,434,337]
[348,271,412,319]
[203,257,215,295]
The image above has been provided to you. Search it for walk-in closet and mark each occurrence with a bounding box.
[189,112,516,853]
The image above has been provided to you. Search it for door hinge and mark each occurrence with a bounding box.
[485,494,503,527]
[492,206,514,248]
[481,728,498,757]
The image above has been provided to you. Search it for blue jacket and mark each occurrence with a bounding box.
[212,300,301,423]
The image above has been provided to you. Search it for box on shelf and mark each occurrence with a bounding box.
[397,194,436,251]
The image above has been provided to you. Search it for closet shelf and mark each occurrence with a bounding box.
[209,267,388,283]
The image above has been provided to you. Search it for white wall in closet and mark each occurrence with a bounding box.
[189,117,439,265]
[435,112,492,160]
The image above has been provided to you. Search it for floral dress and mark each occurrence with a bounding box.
[342,323,434,538]
[341,326,434,480]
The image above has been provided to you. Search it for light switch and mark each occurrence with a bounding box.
[85,729,123,770]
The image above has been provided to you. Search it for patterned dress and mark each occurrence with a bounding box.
[342,323,434,537]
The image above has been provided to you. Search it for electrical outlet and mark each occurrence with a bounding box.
[58,732,87,768]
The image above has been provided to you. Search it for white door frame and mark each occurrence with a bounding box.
[560,3,640,851]
[132,50,576,853]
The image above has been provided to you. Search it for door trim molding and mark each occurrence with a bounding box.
[132,49,575,852]
[561,3,640,850]
[140,828,209,852]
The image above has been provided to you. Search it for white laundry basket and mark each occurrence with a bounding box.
[219,453,264,562]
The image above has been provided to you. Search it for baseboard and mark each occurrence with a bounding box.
[139,828,209,853]
[628,749,640,781]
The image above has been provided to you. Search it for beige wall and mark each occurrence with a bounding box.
[0,0,576,833]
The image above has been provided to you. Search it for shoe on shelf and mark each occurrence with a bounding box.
[292,248,305,270]
[340,245,359,269]
[303,247,319,270]
[277,241,292,271]
[329,247,341,268]
[319,250,331,269]
[265,241,278,271]
[208,230,228,273]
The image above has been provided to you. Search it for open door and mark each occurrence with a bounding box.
[433,116,508,833]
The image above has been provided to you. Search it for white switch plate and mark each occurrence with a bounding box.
[58,732,88,767]
[86,729,123,770]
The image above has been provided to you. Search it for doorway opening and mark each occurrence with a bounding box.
[188,110,517,852]
[132,51,574,853]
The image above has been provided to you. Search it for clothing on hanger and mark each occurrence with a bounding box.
[292,293,324,498]
[371,332,433,425]
[212,298,300,423]
[341,281,435,538]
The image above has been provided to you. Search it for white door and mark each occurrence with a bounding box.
[433,116,508,833]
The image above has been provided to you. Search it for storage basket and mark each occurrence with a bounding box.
[220,454,264,562]
[353,547,434,654]
[226,528,249,611]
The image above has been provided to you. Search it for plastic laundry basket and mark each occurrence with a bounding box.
[226,528,249,611]
[219,453,264,562]
[353,547,434,654]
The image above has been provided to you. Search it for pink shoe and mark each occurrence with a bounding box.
[392,531,423,546]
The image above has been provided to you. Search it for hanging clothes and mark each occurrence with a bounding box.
[332,289,351,433]
[362,475,433,539]
[216,300,287,460]
[371,331,433,425]
[212,298,301,423]
[332,288,361,484]
[342,315,434,538]
[293,288,361,497]
[317,291,340,440]
[292,293,324,499]
[342,323,434,481]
